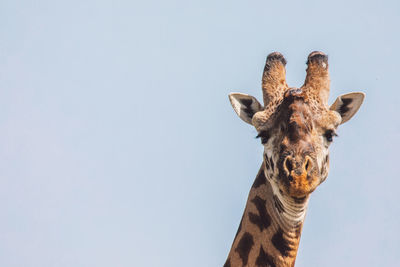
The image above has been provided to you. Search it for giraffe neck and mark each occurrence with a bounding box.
[224,163,310,267]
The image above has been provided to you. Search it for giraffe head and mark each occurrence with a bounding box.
[229,52,364,198]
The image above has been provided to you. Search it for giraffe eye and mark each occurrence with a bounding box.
[256,131,270,144]
[324,130,337,142]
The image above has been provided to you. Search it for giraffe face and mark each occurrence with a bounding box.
[228,51,365,198]
[229,89,364,198]
[258,89,341,197]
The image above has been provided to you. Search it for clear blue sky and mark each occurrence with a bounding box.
[1,0,399,266]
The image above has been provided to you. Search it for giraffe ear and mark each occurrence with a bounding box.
[229,93,263,125]
[330,92,365,124]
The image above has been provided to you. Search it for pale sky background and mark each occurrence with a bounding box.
[1,0,399,266]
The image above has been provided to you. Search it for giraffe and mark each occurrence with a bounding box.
[224,51,365,267]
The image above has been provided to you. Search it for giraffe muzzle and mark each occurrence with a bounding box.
[281,155,318,196]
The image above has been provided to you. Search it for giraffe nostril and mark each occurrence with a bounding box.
[304,156,313,174]
[305,156,312,173]
[285,157,293,173]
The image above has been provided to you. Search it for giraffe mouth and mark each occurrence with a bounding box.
[278,176,320,197]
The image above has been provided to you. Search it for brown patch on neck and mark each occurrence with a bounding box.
[224,164,307,267]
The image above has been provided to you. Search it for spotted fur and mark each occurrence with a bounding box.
[225,51,365,267]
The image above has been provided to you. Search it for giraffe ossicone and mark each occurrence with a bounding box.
[225,51,365,267]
